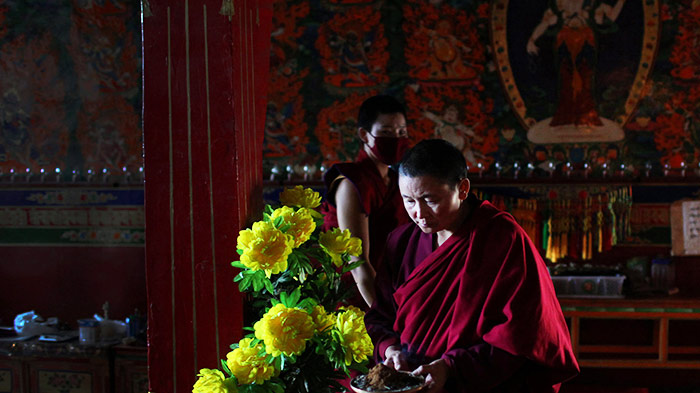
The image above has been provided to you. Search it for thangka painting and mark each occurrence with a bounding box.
[0,0,142,177]
[263,0,700,178]
[492,0,658,144]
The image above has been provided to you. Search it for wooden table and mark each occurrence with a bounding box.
[559,297,700,369]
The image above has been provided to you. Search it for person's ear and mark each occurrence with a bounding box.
[358,127,370,144]
[458,178,471,200]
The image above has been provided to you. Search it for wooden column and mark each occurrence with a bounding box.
[142,0,272,391]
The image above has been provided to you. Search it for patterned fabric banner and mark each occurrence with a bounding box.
[0,188,144,246]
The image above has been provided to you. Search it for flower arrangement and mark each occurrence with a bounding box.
[193,186,373,393]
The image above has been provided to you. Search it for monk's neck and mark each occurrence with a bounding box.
[364,146,391,185]
[435,200,472,247]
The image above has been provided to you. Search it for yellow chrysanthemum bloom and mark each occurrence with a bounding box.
[254,303,316,357]
[310,305,336,333]
[335,306,373,365]
[237,221,294,277]
[279,185,322,209]
[270,206,316,248]
[192,368,237,393]
[318,228,362,267]
[226,338,277,385]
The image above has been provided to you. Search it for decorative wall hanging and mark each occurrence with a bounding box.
[261,0,699,179]
[491,0,660,144]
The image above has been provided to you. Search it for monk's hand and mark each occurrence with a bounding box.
[412,358,449,393]
[384,345,408,371]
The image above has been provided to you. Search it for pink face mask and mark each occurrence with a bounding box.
[367,136,411,165]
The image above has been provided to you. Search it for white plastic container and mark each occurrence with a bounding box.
[78,318,100,345]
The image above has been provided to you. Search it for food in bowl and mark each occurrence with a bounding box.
[351,363,424,392]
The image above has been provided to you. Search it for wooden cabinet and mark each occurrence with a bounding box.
[113,345,147,393]
[28,357,110,393]
[0,358,23,393]
[0,340,146,393]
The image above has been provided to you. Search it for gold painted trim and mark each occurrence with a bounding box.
[491,0,661,130]
[184,0,198,374]
[490,0,528,127]
[243,4,251,218]
[624,0,660,122]
[249,9,259,189]
[203,3,221,361]
[237,2,246,226]
[167,6,178,392]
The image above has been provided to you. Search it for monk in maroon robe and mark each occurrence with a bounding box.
[322,148,408,275]
[366,139,579,392]
[321,95,411,309]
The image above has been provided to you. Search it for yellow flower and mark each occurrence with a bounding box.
[254,303,315,357]
[237,221,294,277]
[226,338,277,385]
[318,228,362,267]
[310,305,336,332]
[279,185,322,209]
[192,368,236,393]
[335,306,373,365]
[270,206,316,248]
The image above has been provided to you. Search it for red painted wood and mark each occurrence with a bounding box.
[0,246,146,326]
[143,0,271,391]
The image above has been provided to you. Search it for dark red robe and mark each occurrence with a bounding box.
[321,149,410,277]
[366,195,579,392]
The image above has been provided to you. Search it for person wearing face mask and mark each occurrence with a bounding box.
[365,139,579,393]
[321,95,412,309]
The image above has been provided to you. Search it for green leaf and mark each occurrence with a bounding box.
[288,287,301,307]
[251,385,267,393]
[280,291,288,305]
[298,268,307,283]
[238,275,253,292]
[273,216,285,229]
[342,259,364,273]
[297,298,317,311]
[252,275,264,292]
[221,359,233,377]
[232,260,246,268]
[272,356,282,372]
[300,259,314,274]
[267,381,285,393]
[239,385,258,393]
[263,279,274,294]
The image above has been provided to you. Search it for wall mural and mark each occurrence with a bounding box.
[0,0,142,178]
[263,0,700,179]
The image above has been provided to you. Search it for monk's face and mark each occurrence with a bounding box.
[399,175,469,235]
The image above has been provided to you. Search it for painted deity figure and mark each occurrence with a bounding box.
[423,105,484,165]
[527,0,626,127]
[329,29,373,84]
[418,20,477,80]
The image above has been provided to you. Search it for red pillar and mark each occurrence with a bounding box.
[142,1,272,391]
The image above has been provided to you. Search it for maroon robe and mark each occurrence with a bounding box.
[321,149,410,278]
[366,195,579,392]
